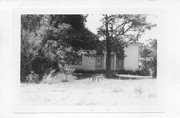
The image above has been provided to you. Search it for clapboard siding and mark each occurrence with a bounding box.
[66,43,139,71]
[82,56,96,70]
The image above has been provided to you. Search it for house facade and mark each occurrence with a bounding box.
[66,43,139,71]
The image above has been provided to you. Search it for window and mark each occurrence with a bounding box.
[96,55,103,67]
[72,56,82,65]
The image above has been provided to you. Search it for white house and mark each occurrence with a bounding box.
[66,43,139,71]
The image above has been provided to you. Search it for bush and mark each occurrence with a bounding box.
[117,69,150,76]
[153,68,157,78]
[21,62,31,82]
[73,70,104,79]
[74,69,106,74]
[104,71,119,79]
[25,71,39,83]
[117,70,138,75]
[74,68,152,79]
[139,68,150,76]
[41,71,76,84]
[74,70,119,79]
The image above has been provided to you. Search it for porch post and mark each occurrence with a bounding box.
[104,51,106,70]
[114,54,116,70]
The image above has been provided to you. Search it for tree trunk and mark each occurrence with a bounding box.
[105,15,111,75]
[106,42,111,72]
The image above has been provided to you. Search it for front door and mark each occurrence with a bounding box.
[116,58,123,70]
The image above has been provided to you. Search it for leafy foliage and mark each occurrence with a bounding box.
[140,39,157,77]
[98,14,156,41]
[25,71,39,83]
[98,14,156,72]
[21,14,98,82]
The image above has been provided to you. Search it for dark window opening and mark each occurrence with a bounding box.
[96,55,103,67]
[72,56,82,65]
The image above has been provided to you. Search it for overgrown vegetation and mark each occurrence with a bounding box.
[139,39,157,78]
[74,69,152,79]
[21,15,98,82]
[41,72,76,84]
[98,14,156,76]
[21,14,157,83]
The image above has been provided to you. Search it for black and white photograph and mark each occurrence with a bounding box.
[1,0,180,118]
[20,14,158,107]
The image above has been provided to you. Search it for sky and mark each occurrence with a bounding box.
[85,14,159,44]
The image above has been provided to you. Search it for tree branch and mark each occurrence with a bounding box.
[110,20,132,39]
[123,24,133,34]
[114,20,129,31]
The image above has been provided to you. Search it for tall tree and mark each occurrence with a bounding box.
[21,14,98,82]
[98,14,156,75]
[21,15,45,82]
[42,15,98,63]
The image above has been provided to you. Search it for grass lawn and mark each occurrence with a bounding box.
[20,76,157,106]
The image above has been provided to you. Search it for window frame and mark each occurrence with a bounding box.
[72,55,82,65]
[96,55,103,67]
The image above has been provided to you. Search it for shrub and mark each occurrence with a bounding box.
[74,69,106,74]
[117,70,138,75]
[152,67,157,78]
[117,69,151,76]
[74,68,152,79]
[41,71,76,84]
[21,62,31,82]
[139,67,150,76]
[25,71,39,83]
[104,71,118,79]
[74,70,105,79]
